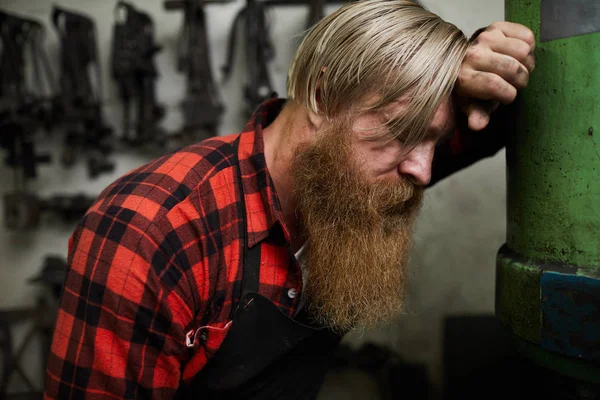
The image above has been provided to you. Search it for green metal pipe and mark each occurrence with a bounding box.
[497,0,600,387]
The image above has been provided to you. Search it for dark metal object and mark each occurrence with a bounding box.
[540,272,600,361]
[0,10,57,112]
[0,257,66,398]
[223,0,276,116]
[0,10,56,184]
[497,248,600,383]
[0,318,13,399]
[111,1,166,146]
[3,191,96,230]
[0,120,51,182]
[0,299,53,399]
[443,315,600,400]
[164,0,226,142]
[307,0,325,27]
[0,11,88,235]
[29,255,68,302]
[540,0,600,42]
[223,0,344,115]
[500,0,600,393]
[264,0,333,27]
[51,6,114,177]
[0,10,106,231]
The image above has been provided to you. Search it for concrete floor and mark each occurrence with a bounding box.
[0,0,506,397]
[319,369,383,400]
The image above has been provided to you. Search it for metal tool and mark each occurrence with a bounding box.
[164,0,227,142]
[111,1,167,147]
[51,6,115,177]
[498,0,600,396]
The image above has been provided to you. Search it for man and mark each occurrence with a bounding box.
[44,1,535,398]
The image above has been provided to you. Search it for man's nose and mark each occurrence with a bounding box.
[397,143,434,186]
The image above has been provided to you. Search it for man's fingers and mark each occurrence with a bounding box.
[488,21,536,49]
[458,68,517,104]
[466,48,530,89]
[456,21,535,122]
[487,36,536,73]
[463,102,491,131]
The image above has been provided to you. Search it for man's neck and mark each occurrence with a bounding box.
[262,102,314,253]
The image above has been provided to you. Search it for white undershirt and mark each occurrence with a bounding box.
[294,243,308,312]
[294,243,308,288]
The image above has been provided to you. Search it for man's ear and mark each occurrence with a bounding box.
[307,67,327,131]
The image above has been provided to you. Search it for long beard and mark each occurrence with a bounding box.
[291,125,424,334]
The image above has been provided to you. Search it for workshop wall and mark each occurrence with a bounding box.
[0,0,505,395]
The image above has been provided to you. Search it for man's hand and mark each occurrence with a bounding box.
[456,22,536,131]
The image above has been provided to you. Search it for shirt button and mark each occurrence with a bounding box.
[287,288,298,299]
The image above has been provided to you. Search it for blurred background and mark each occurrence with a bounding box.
[0,0,508,398]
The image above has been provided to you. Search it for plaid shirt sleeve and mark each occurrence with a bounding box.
[429,103,511,187]
[44,136,244,399]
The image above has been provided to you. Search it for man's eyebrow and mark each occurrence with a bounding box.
[427,123,448,137]
[428,123,455,143]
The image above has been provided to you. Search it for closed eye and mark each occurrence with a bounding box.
[395,131,409,144]
[436,128,455,146]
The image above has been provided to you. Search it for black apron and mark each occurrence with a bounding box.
[176,136,344,400]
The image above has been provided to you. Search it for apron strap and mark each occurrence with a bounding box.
[241,243,261,297]
[232,134,261,311]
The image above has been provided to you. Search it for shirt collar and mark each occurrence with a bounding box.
[237,98,291,247]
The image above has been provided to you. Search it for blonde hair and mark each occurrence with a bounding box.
[287,0,468,148]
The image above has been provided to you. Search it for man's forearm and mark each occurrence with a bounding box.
[428,102,511,187]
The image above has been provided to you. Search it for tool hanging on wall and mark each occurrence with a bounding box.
[3,192,96,230]
[28,255,68,302]
[222,0,345,116]
[0,10,99,231]
[0,300,52,399]
[51,6,115,178]
[222,0,275,117]
[268,0,332,30]
[111,1,167,147]
[307,0,327,27]
[164,0,227,143]
[0,256,67,399]
[0,10,57,182]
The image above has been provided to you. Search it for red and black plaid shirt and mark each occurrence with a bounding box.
[44,98,506,399]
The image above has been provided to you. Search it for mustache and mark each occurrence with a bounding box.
[364,175,421,217]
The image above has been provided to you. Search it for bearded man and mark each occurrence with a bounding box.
[45,0,536,398]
